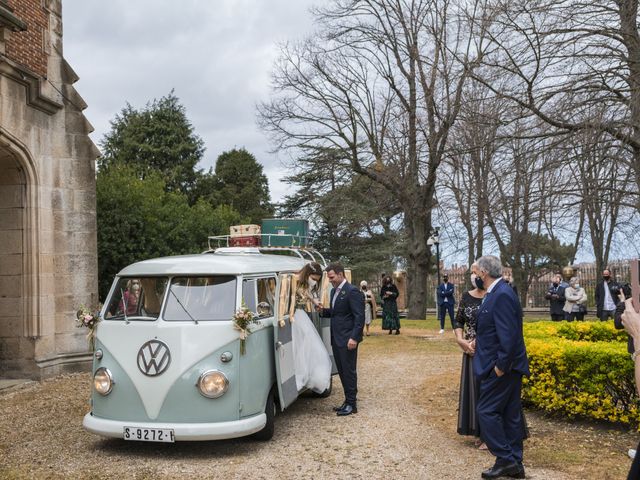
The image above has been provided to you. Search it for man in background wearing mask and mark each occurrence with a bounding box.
[472,255,529,479]
[545,273,567,321]
[437,274,455,334]
[596,268,619,321]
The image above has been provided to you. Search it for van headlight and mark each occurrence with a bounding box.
[93,367,114,395]
[197,370,229,398]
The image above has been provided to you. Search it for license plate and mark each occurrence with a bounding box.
[123,426,175,443]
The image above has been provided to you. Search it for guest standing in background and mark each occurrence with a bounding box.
[545,274,567,321]
[453,265,487,449]
[502,271,518,297]
[360,280,377,336]
[380,275,400,335]
[563,277,588,321]
[437,274,455,334]
[595,268,620,321]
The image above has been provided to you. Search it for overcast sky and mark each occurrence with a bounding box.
[63,0,324,202]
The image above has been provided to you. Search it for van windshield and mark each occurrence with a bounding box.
[104,277,168,321]
[163,276,236,321]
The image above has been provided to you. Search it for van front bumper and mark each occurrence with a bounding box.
[82,412,267,441]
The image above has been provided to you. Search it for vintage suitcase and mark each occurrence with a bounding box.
[230,224,261,237]
[229,236,261,247]
[261,219,309,247]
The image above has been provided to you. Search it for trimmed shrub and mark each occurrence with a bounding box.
[523,321,639,427]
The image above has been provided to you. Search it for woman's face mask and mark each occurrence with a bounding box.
[308,278,317,288]
[471,273,484,290]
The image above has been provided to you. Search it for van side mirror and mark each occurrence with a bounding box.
[257,302,272,318]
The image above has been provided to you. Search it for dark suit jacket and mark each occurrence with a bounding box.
[437,282,455,306]
[595,281,620,318]
[321,282,365,348]
[473,279,530,378]
[545,284,566,316]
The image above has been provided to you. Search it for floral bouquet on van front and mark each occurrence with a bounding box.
[76,304,101,351]
[232,302,259,355]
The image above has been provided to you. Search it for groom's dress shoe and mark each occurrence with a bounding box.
[336,404,357,416]
[481,462,525,479]
[332,403,347,412]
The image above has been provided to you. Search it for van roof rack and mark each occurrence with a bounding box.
[206,235,327,267]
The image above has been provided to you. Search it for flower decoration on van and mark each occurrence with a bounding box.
[232,301,259,355]
[75,304,102,351]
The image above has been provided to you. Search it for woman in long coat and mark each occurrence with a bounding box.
[380,275,400,334]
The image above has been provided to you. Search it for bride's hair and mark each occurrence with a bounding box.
[298,262,323,291]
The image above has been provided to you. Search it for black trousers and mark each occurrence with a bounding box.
[550,313,565,321]
[332,343,358,406]
[600,309,615,321]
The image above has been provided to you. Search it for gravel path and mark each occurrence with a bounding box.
[0,336,571,479]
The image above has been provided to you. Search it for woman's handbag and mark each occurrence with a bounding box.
[578,304,588,314]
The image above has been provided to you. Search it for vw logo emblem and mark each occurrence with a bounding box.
[137,340,171,376]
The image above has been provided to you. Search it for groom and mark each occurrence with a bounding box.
[319,262,365,416]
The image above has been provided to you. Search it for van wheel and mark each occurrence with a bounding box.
[313,377,332,398]
[253,387,276,441]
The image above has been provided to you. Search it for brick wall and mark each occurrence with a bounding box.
[4,0,48,78]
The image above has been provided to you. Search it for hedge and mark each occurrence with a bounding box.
[523,320,640,427]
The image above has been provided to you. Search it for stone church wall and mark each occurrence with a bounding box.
[0,0,98,378]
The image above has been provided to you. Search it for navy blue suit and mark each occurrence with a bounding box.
[473,279,529,466]
[437,282,455,330]
[321,282,365,407]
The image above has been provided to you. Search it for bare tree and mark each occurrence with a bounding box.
[564,128,634,273]
[259,0,492,318]
[476,0,640,200]
[439,82,505,269]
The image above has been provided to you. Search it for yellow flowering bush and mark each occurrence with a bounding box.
[523,320,640,427]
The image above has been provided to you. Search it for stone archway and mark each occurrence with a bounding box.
[0,137,39,378]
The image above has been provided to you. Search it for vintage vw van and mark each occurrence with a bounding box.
[82,246,335,442]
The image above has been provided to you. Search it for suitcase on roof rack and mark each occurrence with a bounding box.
[230,224,261,237]
[229,236,261,247]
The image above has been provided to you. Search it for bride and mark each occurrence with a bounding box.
[290,262,332,394]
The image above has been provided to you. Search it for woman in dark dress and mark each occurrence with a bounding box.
[453,271,486,446]
[380,275,401,335]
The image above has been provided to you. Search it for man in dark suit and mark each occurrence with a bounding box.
[595,268,620,321]
[437,274,455,334]
[319,262,365,416]
[472,255,530,479]
[545,273,567,321]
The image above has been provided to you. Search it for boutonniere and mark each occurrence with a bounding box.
[339,291,347,298]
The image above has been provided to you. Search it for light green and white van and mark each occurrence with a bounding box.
[82,246,335,442]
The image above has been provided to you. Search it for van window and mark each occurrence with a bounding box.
[242,279,257,313]
[104,277,168,321]
[256,277,276,317]
[164,276,236,321]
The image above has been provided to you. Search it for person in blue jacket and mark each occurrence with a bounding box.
[472,255,530,480]
[437,274,455,334]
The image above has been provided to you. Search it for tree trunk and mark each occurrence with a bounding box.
[405,212,431,319]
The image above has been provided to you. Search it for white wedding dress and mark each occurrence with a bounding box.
[292,308,332,393]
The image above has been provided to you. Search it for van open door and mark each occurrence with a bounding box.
[318,272,338,375]
[273,273,298,410]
